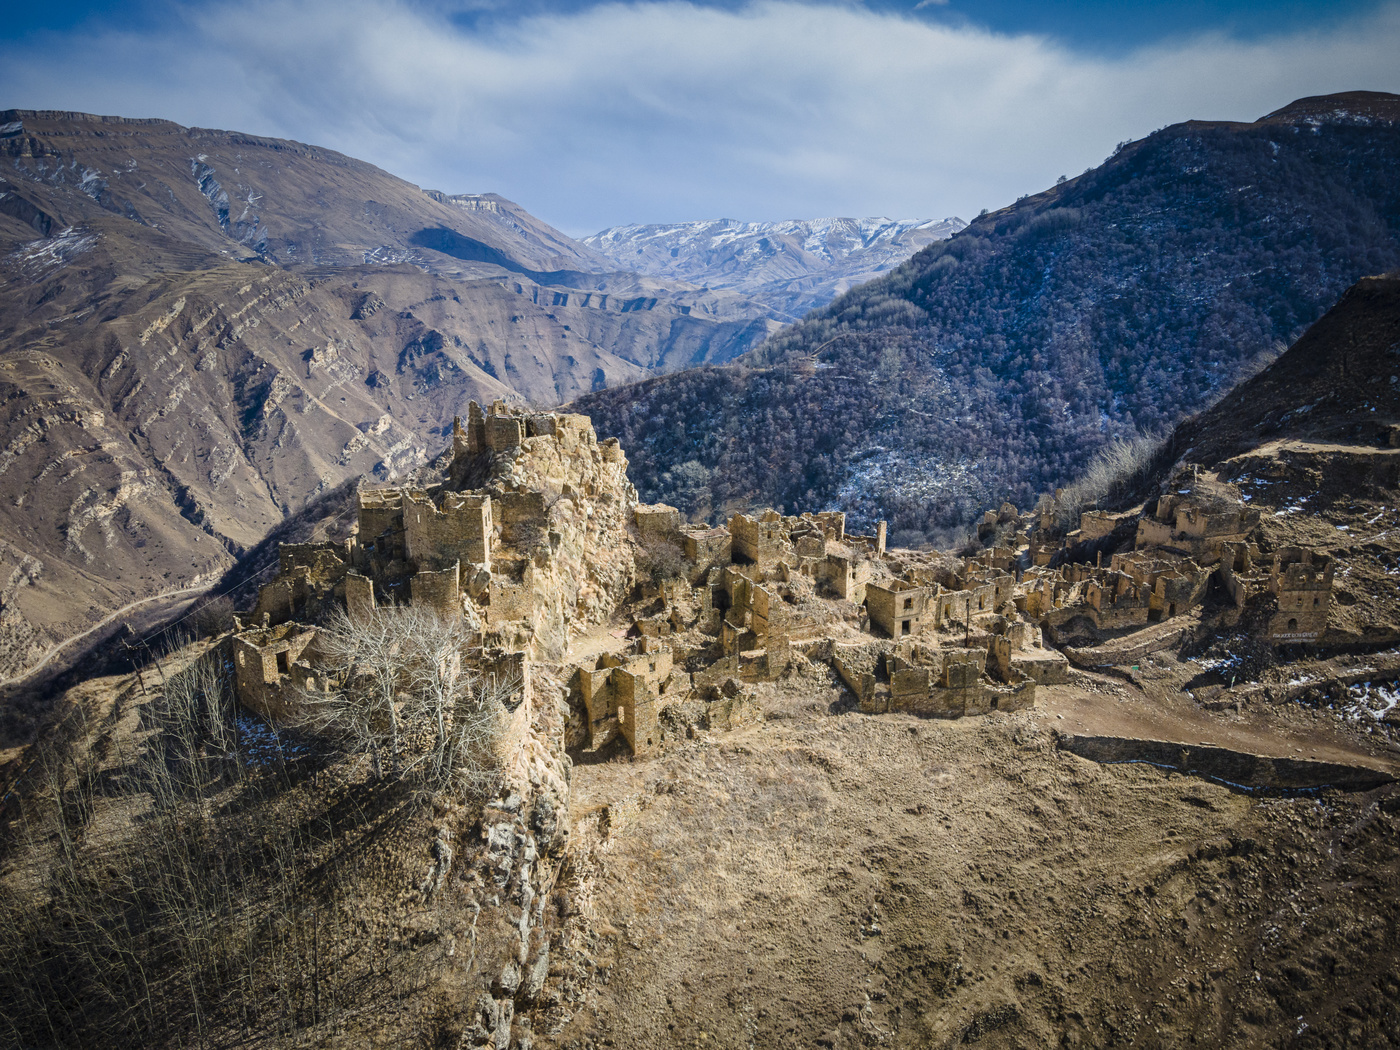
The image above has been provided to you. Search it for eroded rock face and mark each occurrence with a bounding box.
[484,419,639,658]
[0,109,772,686]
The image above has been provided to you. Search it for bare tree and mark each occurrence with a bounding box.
[296,605,516,797]
[297,605,408,778]
[397,606,516,797]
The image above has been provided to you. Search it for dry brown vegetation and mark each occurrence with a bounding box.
[0,634,519,1049]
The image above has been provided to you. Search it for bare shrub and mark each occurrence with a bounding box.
[1053,430,1168,526]
[636,538,687,588]
[0,652,347,1047]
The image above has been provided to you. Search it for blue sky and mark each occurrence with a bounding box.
[1,0,1397,234]
[6,0,1385,51]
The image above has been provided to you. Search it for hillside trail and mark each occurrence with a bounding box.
[0,583,209,690]
[1037,657,1400,773]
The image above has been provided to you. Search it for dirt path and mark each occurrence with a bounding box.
[0,583,210,689]
[1036,662,1400,773]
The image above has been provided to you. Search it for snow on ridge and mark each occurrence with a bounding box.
[581,214,967,315]
[586,215,965,254]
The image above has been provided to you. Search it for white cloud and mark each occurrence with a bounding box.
[2,0,1398,234]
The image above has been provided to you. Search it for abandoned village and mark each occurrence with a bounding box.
[228,399,1337,761]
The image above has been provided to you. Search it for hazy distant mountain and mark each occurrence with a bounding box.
[585,216,965,320]
[574,91,1400,543]
[0,109,778,681]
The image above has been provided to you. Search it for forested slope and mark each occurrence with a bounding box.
[574,92,1400,544]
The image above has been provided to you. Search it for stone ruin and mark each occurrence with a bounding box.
[558,501,1065,755]
[1028,465,1334,648]
[226,409,1337,759]
[227,399,640,753]
[227,401,1061,758]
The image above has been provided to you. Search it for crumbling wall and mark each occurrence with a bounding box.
[1084,573,1150,630]
[230,624,317,723]
[344,572,376,622]
[404,491,492,572]
[819,549,870,603]
[832,641,883,705]
[682,526,732,580]
[489,577,534,627]
[1080,511,1118,541]
[358,489,404,553]
[729,512,793,566]
[1268,547,1333,642]
[635,503,682,542]
[410,561,460,620]
[614,669,661,756]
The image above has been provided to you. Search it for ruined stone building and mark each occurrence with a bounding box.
[227,402,1070,756]
[225,413,1337,762]
[1026,466,1334,651]
[1133,482,1260,565]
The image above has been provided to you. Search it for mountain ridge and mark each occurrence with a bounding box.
[585,214,965,320]
[573,91,1400,545]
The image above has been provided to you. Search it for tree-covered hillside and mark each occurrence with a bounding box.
[573,92,1400,544]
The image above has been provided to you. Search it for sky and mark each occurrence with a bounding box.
[0,0,1397,235]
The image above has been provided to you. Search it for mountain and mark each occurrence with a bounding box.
[0,109,779,680]
[585,215,965,320]
[573,91,1400,545]
[1163,270,1400,466]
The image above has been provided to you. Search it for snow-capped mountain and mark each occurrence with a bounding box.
[585,216,965,320]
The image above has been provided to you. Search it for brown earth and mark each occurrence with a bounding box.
[544,662,1400,1049]
[10,640,1399,1050]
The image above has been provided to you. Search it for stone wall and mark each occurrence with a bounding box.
[729,512,793,566]
[404,491,491,572]
[1058,733,1394,791]
[683,526,732,581]
[345,572,376,622]
[1080,511,1118,541]
[358,489,404,551]
[411,561,460,619]
[635,503,682,541]
[489,578,534,627]
[231,624,318,723]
